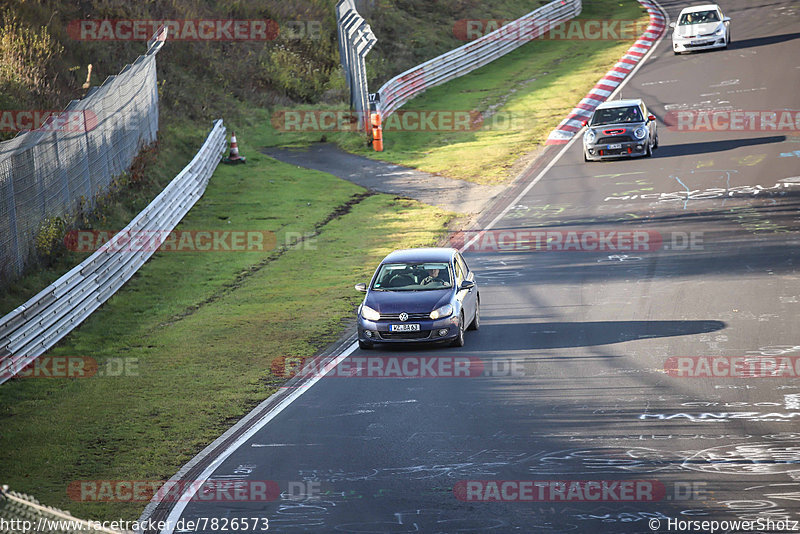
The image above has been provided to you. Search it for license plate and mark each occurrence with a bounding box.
[390,324,421,332]
[691,40,706,45]
[607,144,622,150]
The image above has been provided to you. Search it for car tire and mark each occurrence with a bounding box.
[468,300,480,331]
[645,140,653,158]
[451,313,466,347]
[358,339,373,350]
[653,134,659,150]
[584,150,590,162]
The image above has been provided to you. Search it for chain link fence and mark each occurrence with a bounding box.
[0,485,128,534]
[0,28,166,285]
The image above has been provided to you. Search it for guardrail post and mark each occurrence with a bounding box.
[336,0,377,134]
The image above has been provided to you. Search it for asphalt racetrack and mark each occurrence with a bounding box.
[151,2,800,532]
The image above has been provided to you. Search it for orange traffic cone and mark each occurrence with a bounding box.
[222,131,246,164]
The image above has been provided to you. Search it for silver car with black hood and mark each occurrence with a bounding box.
[583,99,659,161]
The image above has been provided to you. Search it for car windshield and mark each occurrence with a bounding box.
[372,262,453,291]
[679,10,719,25]
[591,105,642,126]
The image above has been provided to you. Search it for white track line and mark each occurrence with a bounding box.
[158,342,357,534]
[156,3,670,531]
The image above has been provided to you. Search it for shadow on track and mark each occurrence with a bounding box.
[473,320,726,350]
[653,136,787,159]
[728,32,800,50]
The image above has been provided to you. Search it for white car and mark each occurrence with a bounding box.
[670,4,731,54]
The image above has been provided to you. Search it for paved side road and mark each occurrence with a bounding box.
[262,143,505,215]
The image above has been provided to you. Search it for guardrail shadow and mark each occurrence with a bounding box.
[728,31,800,50]
[653,136,786,159]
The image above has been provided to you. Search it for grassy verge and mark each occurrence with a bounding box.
[259,0,651,184]
[0,120,453,520]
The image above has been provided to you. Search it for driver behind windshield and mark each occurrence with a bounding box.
[421,267,447,285]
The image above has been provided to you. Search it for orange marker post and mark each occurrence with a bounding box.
[371,112,383,152]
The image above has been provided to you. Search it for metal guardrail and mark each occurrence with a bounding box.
[0,120,227,385]
[375,0,582,121]
[336,0,377,132]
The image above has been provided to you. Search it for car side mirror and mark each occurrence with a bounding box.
[723,16,730,23]
[355,283,367,292]
[669,21,676,28]
[582,120,588,127]
[460,280,475,291]
[648,114,656,122]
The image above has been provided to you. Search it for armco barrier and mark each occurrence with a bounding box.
[375,0,582,124]
[336,0,377,132]
[546,0,666,144]
[0,120,226,385]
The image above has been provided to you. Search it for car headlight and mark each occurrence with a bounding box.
[360,305,380,321]
[430,304,453,320]
[584,129,596,144]
[715,26,724,35]
[633,127,647,139]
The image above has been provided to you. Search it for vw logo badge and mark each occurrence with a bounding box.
[399,312,409,322]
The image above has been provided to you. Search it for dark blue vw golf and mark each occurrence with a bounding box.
[355,248,480,349]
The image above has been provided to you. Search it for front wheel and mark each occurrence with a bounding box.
[653,133,659,149]
[451,313,466,347]
[645,140,653,158]
[358,339,373,350]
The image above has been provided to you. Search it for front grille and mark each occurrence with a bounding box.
[379,312,430,321]
[597,136,633,144]
[378,330,432,340]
